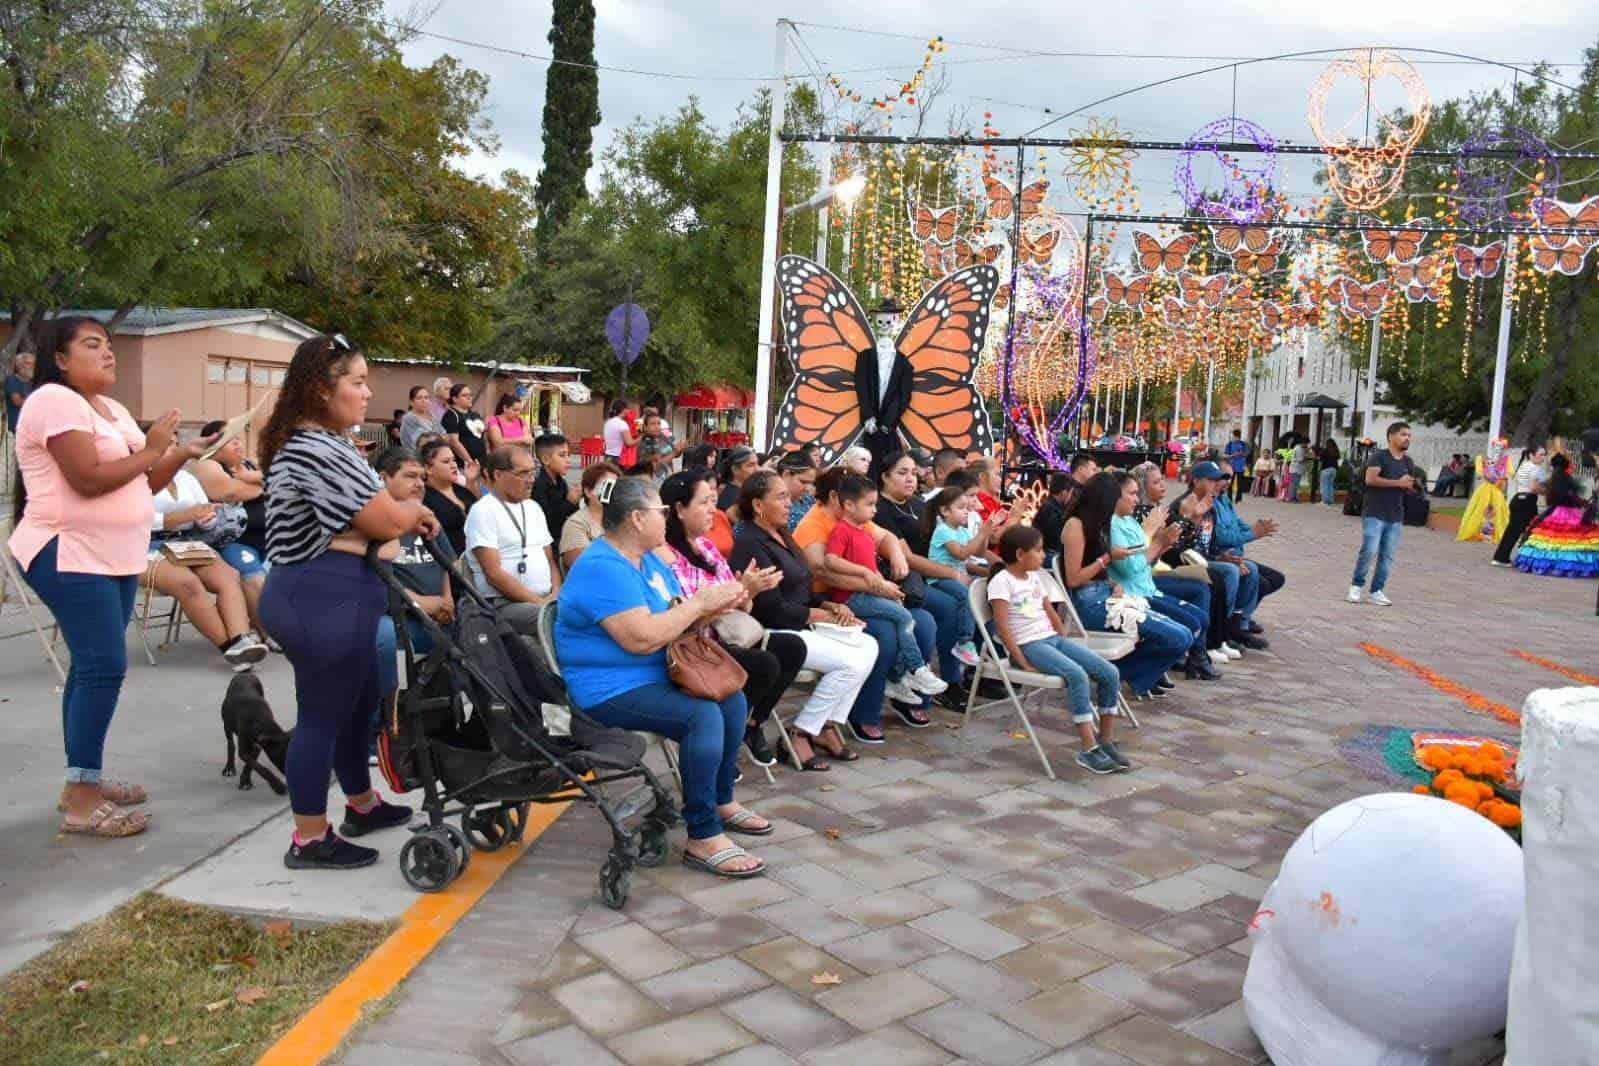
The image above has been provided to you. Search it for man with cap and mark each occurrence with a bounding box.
[1194,460,1284,637]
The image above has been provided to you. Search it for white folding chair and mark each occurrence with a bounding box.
[0,540,67,684]
[961,577,1060,780]
[1050,560,1140,729]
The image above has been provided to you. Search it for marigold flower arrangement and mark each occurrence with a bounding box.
[1412,743,1522,838]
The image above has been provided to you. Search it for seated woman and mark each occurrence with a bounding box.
[148,467,268,670]
[191,425,269,634]
[1131,461,1235,665]
[556,477,771,879]
[731,471,878,767]
[560,460,621,572]
[1102,472,1218,682]
[659,470,806,767]
[419,440,478,555]
[1167,470,1268,651]
[1061,473,1192,700]
[777,449,818,531]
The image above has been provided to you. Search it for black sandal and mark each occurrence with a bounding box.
[788,731,831,772]
[816,724,859,762]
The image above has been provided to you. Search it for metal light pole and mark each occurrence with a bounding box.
[1172,366,1183,444]
[1202,357,1215,446]
[1134,377,1144,440]
[1363,309,1381,439]
[1487,234,1517,443]
[751,19,791,453]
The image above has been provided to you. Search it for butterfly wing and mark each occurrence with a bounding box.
[896,265,1000,456]
[1125,276,1151,308]
[934,205,961,244]
[1211,223,1243,254]
[1103,272,1127,305]
[909,203,935,241]
[1134,232,1164,273]
[1018,180,1050,220]
[984,175,1014,221]
[922,242,954,276]
[772,256,869,463]
[1086,296,1109,323]
[1164,234,1200,273]
[1479,242,1504,278]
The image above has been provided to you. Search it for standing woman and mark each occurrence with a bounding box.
[1492,444,1548,567]
[257,334,438,871]
[485,391,533,450]
[419,440,478,555]
[10,316,214,837]
[399,385,444,452]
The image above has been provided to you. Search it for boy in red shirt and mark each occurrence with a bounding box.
[825,474,948,704]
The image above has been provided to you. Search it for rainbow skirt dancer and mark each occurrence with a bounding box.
[1513,503,1599,578]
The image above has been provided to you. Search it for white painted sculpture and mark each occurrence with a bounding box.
[1244,792,1523,1066]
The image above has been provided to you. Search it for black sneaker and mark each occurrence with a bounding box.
[1154,677,1176,692]
[890,701,932,728]
[284,830,379,870]
[936,684,971,712]
[1228,626,1269,651]
[1075,746,1119,775]
[1100,740,1132,771]
[745,725,778,767]
[340,799,413,838]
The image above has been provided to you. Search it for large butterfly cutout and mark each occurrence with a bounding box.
[1134,232,1200,274]
[1361,219,1430,264]
[983,176,1049,221]
[1286,302,1322,330]
[909,202,961,244]
[1210,220,1277,256]
[1231,238,1283,275]
[1453,242,1504,280]
[1533,196,1599,244]
[1102,272,1150,308]
[1178,271,1230,309]
[773,255,997,463]
[1085,296,1109,323]
[1527,235,1591,276]
[1338,277,1391,320]
[1161,296,1201,329]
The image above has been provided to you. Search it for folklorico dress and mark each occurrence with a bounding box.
[1512,473,1599,578]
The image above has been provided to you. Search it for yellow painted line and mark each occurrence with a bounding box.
[256,800,570,1066]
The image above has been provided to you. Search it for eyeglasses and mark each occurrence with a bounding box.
[508,468,537,479]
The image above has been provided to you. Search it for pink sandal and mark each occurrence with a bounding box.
[61,801,150,838]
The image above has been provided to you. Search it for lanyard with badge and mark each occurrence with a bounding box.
[499,496,528,574]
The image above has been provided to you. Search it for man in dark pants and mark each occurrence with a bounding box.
[1223,430,1250,502]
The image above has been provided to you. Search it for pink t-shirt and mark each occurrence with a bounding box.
[665,536,735,598]
[489,412,529,443]
[9,384,154,576]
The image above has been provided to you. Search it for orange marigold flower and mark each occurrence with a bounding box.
[1475,781,1496,801]
[1444,781,1482,808]
[1434,769,1465,790]
[1416,747,1450,769]
[1413,785,1431,795]
[1480,742,1505,762]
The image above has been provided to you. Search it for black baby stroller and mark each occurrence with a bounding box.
[369,538,679,907]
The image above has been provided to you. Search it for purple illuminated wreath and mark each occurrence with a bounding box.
[1455,128,1559,227]
[1175,118,1278,223]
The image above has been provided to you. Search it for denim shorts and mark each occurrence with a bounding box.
[218,541,268,579]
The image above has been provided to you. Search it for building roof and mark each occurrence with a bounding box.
[365,356,588,376]
[1,307,321,339]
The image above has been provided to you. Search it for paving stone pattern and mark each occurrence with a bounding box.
[334,496,1580,1065]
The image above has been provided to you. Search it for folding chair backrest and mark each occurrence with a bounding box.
[966,577,1007,662]
[537,600,562,676]
[1050,557,1091,638]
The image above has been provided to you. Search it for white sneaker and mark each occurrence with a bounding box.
[908,665,949,695]
[1346,586,1363,604]
[1369,590,1393,607]
[1490,560,1511,567]
[224,634,268,671]
[885,677,921,704]
[952,642,981,667]
[1221,643,1243,661]
[1207,649,1229,666]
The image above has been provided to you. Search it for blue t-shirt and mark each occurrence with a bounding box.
[3,374,29,431]
[555,537,682,709]
[1107,515,1160,599]
[1223,439,1248,473]
[928,521,974,568]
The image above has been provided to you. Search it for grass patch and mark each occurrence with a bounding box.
[0,892,392,1065]
[1431,504,1466,517]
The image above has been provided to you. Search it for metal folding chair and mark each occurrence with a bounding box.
[961,577,1063,780]
[1046,562,1140,728]
[134,558,187,665]
[0,540,67,684]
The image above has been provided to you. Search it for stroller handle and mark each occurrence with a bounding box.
[364,533,501,625]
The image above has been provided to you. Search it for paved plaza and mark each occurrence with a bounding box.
[3,491,1590,1064]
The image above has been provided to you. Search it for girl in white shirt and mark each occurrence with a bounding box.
[1493,445,1548,566]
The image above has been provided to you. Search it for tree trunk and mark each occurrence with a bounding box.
[1,304,38,360]
[106,300,140,334]
[1509,280,1582,446]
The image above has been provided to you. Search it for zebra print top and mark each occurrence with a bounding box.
[264,430,381,565]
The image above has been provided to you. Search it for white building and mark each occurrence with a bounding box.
[1237,331,1485,475]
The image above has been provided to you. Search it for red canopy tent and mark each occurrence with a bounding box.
[675,385,753,447]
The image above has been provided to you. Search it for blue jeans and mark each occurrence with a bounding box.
[217,540,268,579]
[1147,593,1208,650]
[1072,583,1192,696]
[583,681,746,840]
[845,593,926,677]
[1352,516,1403,593]
[375,613,438,699]
[1018,634,1122,724]
[1151,576,1210,644]
[851,607,936,728]
[23,538,137,783]
[1320,467,1338,506]
[925,577,975,648]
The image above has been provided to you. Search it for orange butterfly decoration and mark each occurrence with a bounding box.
[1017,227,1061,265]
[1085,296,1109,324]
[1338,277,1391,320]
[953,236,1002,268]
[1101,272,1151,308]
[1391,254,1441,288]
[922,242,955,276]
[1231,238,1283,275]
[1134,231,1200,274]
[1453,242,1504,280]
[1534,196,1599,241]
[1161,296,1200,329]
[983,175,1049,221]
[1361,219,1431,264]
[1221,282,1257,313]
[1528,235,1590,276]
[1286,302,1322,330]
[1210,220,1277,256]
[773,256,998,463]
[1259,301,1283,334]
[908,202,961,244]
[1178,271,1230,309]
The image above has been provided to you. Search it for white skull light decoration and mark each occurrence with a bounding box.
[1308,49,1432,212]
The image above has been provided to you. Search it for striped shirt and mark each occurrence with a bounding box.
[265,430,381,565]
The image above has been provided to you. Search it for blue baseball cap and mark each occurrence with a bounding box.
[1191,460,1228,481]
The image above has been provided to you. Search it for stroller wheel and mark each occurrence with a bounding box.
[599,857,630,910]
[400,830,461,893]
[440,823,472,876]
[463,806,516,852]
[635,820,669,869]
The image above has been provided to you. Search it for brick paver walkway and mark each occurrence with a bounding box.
[337,494,1588,1066]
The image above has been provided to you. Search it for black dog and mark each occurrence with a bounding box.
[221,673,291,794]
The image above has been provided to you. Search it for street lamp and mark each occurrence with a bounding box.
[782,172,867,220]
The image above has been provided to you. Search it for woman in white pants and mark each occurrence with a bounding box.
[729,471,875,771]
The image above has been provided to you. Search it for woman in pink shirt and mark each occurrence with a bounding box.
[9,317,213,838]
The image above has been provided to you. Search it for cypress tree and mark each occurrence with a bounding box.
[533,0,601,259]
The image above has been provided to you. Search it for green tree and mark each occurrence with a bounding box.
[531,0,600,260]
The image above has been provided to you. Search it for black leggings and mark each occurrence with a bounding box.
[728,632,807,727]
[259,552,384,816]
[1493,493,1540,564]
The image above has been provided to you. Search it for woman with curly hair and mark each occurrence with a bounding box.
[257,334,439,872]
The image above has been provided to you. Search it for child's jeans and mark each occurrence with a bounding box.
[925,577,976,644]
[845,593,927,677]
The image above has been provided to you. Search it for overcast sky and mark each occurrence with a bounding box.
[388,1,1596,214]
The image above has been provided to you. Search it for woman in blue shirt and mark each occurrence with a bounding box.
[555,477,770,879]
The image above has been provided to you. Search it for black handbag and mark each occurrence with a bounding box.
[878,560,927,607]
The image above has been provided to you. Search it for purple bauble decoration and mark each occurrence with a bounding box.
[1455,127,1559,227]
[1175,118,1278,223]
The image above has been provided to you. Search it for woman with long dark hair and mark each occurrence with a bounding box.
[1512,453,1599,578]
[257,334,439,871]
[658,470,806,766]
[419,439,478,555]
[10,316,214,837]
[1493,443,1548,566]
[399,385,444,452]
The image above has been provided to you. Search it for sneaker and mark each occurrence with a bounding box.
[284,830,379,870]
[1220,642,1243,661]
[936,684,972,712]
[1075,746,1119,775]
[890,701,932,728]
[1490,559,1511,567]
[952,642,981,667]
[885,677,921,704]
[1100,739,1132,771]
[263,634,283,653]
[1346,585,1363,604]
[223,634,268,672]
[1207,649,1229,666]
[1369,590,1393,607]
[1154,677,1176,692]
[848,720,886,744]
[340,798,413,838]
[908,665,949,696]
[745,724,778,767]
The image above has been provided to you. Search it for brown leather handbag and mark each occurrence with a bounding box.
[667,627,748,701]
